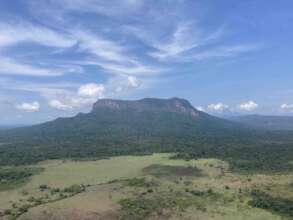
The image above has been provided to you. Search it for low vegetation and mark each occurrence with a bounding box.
[143,164,202,178]
[1,184,86,219]
[0,167,43,190]
[118,189,218,220]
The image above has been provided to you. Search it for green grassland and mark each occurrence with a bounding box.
[0,154,292,220]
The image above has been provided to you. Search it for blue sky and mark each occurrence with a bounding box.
[0,0,293,124]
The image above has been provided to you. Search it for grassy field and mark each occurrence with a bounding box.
[0,154,292,220]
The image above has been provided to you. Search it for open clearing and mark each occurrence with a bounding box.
[1,153,292,220]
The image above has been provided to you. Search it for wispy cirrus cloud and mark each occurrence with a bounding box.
[65,29,165,76]
[74,30,129,63]
[0,57,64,77]
[0,56,84,77]
[0,20,80,77]
[0,21,76,48]
[0,78,79,98]
[189,44,260,61]
[137,25,258,62]
[79,59,163,76]
[126,20,258,63]
[30,0,144,18]
[149,22,201,59]
[148,22,224,61]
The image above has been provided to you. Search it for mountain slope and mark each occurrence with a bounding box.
[0,98,250,165]
[229,115,293,131]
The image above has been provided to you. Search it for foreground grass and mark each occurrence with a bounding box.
[0,154,292,220]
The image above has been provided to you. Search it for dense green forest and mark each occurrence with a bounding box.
[0,98,293,174]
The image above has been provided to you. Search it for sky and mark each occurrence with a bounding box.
[0,0,293,124]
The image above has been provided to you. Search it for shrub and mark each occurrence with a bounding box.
[63,184,85,194]
[39,184,48,191]
[249,190,293,217]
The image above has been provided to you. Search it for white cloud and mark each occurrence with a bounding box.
[71,97,98,107]
[0,78,133,111]
[48,97,98,110]
[280,104,293,112]
[207,103,229,112]
[0,78,104,111]
[238,101,258,111]
[49,83,105,110]
[77,83,105,98]
[103,75,147,97]
[48,100,73,110]
[127,76,141,88]
[16,101,40,112]
[196,106,205,112]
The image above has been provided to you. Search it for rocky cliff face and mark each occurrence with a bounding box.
[92,98,200,117]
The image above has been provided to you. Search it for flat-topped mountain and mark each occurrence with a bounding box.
[0,98,248,165]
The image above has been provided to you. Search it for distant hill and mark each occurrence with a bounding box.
[0,98,250,165]
[229,115,293,130]
[0,125,27,130]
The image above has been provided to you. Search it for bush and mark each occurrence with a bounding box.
[4,209,11,215]
[63,184,85,194]
[123,178,147,187]
[39,184,48,191]
[18,204,30,213]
